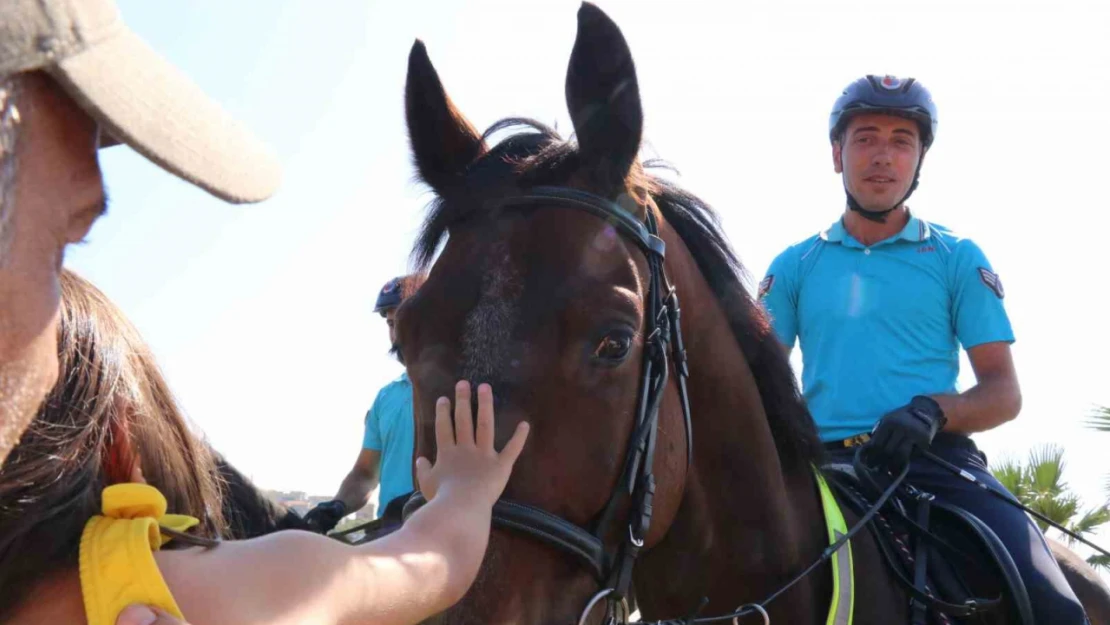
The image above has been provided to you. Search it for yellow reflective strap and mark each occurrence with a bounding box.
[813,469,855,625]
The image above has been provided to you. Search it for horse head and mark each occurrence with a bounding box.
[398,4,826,624]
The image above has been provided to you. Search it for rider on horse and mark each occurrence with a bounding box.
[759,74,1090,625]
[305,275,422,533]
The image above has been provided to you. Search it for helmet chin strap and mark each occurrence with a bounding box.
[845,188,896,223]
[844,159,924,224]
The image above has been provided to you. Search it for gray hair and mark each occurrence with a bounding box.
[0,74,22,264]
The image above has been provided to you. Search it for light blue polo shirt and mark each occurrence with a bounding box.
[759,214,1014,442]
[362,372,415,517]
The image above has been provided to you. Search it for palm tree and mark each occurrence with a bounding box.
[1086,405,1110,570]
[1089,406,1110,433]
[991,444,1110,571]
[1087,406,1110,496]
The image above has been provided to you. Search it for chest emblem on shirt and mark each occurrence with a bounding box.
[758,275,775,299]
[978,267,1005,299]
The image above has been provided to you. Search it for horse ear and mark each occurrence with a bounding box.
[405,40,487,194]
[565,3,644,192]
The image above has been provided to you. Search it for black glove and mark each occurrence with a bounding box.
[864,396,947,472]
[303,499,348,534]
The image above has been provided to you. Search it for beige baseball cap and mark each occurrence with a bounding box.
[1,0,281,203]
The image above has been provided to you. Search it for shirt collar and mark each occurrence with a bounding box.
[820,213,932,247]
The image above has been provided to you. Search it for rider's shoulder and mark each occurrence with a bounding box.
[368,372,410,407]
[922,221,991,260]
[383,372,412,395]
[771,231,826,266]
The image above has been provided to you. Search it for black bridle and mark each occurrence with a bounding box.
[401,185,694,624]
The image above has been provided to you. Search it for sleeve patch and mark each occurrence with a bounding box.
[759,275,775,299]
[977,267,1005,299]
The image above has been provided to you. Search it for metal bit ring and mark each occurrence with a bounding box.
[732,604,770,625]
[577,588,631,625]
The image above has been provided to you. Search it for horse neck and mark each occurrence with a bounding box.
[214,452,307,537]
[633,221,830,619]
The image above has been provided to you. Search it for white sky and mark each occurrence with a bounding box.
[68,0,1110,562]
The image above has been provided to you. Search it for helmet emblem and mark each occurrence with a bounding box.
[880,75,902,90]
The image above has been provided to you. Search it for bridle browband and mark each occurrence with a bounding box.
[402,185,694,625]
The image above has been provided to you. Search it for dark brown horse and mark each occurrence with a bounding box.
[211,449,310,538]
[394,4,1109,624]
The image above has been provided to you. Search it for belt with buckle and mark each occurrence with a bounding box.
[823,432,872,451]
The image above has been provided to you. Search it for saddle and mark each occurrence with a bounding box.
[822,463,1035,625]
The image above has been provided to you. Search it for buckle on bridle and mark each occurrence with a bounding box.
[577,589,631,625]
[628,524,645,548]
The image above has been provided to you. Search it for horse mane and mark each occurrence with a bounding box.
[648,178,824,469]
[412,119,823,470]
[211,449,309,538]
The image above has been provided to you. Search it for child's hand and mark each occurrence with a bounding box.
[415,381,529,505]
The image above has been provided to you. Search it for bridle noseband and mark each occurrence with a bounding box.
[402,185,694,625]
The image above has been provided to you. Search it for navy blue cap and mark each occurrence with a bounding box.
[374,277,405,315]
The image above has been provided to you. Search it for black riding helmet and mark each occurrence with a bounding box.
[829,75,937,223]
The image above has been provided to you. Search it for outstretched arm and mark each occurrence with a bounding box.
[158,381,529,625]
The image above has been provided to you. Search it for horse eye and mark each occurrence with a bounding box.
[593,332,633,362]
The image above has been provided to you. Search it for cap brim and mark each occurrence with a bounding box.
[49,29,281,204]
